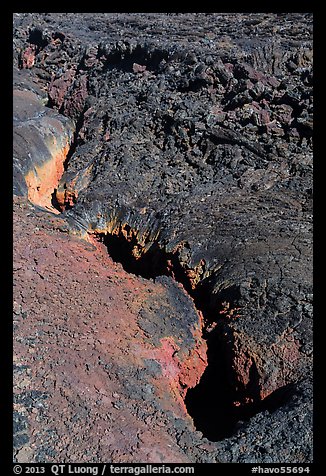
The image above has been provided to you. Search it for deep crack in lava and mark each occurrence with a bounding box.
[13,13,313,462]
[95,229,295,441]
[20,102,297,443]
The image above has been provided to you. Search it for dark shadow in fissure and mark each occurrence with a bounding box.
[97,230,295,442]
[99,229,196,298]
[51,189,61,210]
[184,326,239,441]
[100,231,169,280]
[185,323,296,441]
[101,45,168,74]
[50,187,76,212]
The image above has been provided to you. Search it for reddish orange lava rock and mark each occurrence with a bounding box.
[13,198,207,463]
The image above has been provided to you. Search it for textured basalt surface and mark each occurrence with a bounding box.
[13,13,313,463]
[13,197,208,463]
[13,87,75,211]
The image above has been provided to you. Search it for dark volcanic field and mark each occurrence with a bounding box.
[13,13,313,463]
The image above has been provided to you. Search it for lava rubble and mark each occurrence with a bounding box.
[13,13,313,463]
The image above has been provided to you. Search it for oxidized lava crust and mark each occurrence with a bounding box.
[13,88,75,213]
[13,13,313,463]
[13,197,207,463]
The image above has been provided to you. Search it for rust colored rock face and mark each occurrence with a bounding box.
[231,328,306,403]
[25,142,70,212]
[62,74,88,119]
[13,89,75,213]
[48,69,76,110]
[13,198,207,463]
[55,187,78,211]
[20,45,37,69]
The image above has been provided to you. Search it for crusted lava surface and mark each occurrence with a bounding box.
[13,13,313,463]
[13,197,208,463]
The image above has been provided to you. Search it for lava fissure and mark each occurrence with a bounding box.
[50,111,86,212]
[38,123,295,441]
[38,62,295,441]
[13,12,313,462]
[93,227,293,441]
[185,327,296,441]
[61,104,88,169]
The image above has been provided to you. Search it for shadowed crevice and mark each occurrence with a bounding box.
[94,229,295,441]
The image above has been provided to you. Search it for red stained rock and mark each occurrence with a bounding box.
[13,199,206,462]
[62,74,88,118]
[103,131,110,141]
[133,63,147,73]
[235,63,280,88]
[48,69,76,109]
[55,187,78,211]
[13,88,75,212]
[20,46,37,69]
[230,327,309,403]
[24,142,71,213]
